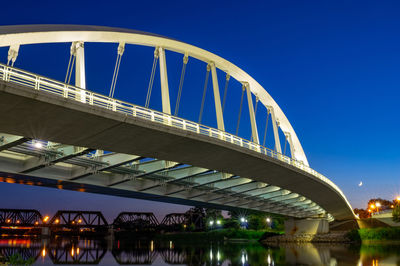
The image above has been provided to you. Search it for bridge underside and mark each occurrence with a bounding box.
[0,80,354,220]
[0,133,324,218]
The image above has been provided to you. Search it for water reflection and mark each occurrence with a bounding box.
[0,236,400,265]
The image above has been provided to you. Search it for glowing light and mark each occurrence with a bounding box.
[42,248,46,257]
[266,217,271,223]
[76,248,80,255]
[150,240,154,252]
[396,196,400,202]
[216,220,221,225]
[78,219,82,224]
[370,204,375,209]
[55,219,59,224]
[240,217,245,223]
[358,181,363,187]
[34,221,39,225]
[169,241,173,249]
[43,216,50,223]
[34,142,42,149]
[217,250,221,261]
[71,248,74,257]
[267,254,272,265]
[376,202,381,207]
[6,219,11,223]
[16,220,20,224]
[209,220,214,226]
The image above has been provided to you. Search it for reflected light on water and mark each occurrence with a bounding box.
[241,250,248,265]
[0,237,399,265]
[267,254,273,265]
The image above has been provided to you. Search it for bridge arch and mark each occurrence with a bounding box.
[0,25,355,221]
[0,24,307,165]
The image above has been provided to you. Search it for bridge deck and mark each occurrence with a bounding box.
[0,77,354,220]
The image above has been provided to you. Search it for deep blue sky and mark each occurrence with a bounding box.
[1,0,400,220]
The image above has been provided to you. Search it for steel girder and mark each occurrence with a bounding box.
[0,132,330,219]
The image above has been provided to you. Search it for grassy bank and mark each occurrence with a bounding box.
[155,229,282,242]
[348,227,400,242]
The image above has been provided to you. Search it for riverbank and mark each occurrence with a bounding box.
[347,227,400,243]
[260,227,400,244]
[154,229,281,242]
[261,231,352,244]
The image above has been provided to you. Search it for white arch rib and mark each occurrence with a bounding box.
[0,25,308,165]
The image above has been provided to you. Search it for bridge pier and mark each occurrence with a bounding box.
[284,218,329,235]
[41,226,51,237]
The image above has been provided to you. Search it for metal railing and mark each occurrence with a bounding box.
[0,63,351,210]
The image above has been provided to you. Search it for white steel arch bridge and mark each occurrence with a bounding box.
[0,25,355,221]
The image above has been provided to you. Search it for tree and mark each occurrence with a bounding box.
[367,198,393,211]
[185,207,206,230]
[393,204,400,223]
[353,208,369,219]
[205,209,223,220]
[223,218,240,229]
[248,213,267,230]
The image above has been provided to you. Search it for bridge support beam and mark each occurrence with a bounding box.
[269,107,282,153]
[7,44,20,66]
[284,218,329,235]
[158,47,171,114]
[245,83,259,144]
[74,41,86,102]
[286,132,295,159]
[210,63,225,131]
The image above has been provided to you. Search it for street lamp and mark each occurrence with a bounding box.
[376,202,381,212]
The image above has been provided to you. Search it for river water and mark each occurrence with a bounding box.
[1,237,400,265]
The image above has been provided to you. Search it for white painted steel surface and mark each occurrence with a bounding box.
[0,63,353,215]
[0,25,308,165]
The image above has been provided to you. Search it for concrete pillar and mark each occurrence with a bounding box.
[284,219,329,235]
